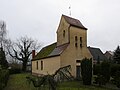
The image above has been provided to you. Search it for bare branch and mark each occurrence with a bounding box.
[7,36,42,71]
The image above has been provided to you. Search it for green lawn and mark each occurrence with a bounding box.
[4,73,116,90]
[4,73,36,90]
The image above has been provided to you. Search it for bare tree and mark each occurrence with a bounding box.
[0,21,9,68]
[8,36,41,71]
[0,21,7,48]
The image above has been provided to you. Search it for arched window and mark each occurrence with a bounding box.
[75,36,78,47]
[80,37,82,43]
[75,36,78,42]
[75,43,78,47]
[80,37,82,48]
[63,30,65,37]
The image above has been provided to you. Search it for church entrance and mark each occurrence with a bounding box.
[76,60,81,80]
[76,66,81,79]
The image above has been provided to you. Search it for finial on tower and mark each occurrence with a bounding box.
[69,5,71,16]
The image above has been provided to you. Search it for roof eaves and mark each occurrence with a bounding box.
[32,54,60,61]
[70,25,87,30]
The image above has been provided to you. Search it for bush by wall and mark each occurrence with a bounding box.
[81,58,92,85]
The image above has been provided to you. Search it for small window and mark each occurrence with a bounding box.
[80,37,82,48]
[75,36,78,42]
[36,61,38,70]
[75,42,78,47]
[41,61,43,70]
[63,30,65,37]
[80,43,82,48]
[80,37,82,43]
[76,60,81,63]
[75,36,78,48]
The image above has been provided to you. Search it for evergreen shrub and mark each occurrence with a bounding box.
[110,64,120,77]
[81,58,92,85]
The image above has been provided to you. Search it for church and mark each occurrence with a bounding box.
[32,15,93,78]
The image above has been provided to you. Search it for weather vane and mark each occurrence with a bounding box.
[69,5,71,16]
[68,0,72,16]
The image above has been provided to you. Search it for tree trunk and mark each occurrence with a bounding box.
[22,61,27,72]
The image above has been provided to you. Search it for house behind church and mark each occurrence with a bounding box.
[88,47,107,64]
[104,51,114,61]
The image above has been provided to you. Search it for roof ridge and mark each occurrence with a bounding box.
[62,14,87,30]
[62,14,79,21]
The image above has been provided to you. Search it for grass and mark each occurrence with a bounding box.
[4,73,117,90]
[58,81,114,90]
[4,73,36,90]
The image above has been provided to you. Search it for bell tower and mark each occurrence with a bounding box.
[56,15,88,47]
[56,15,70,46]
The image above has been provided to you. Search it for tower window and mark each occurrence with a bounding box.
[75,42,78,47]
[80,37,82,48]
[80,37,82,43]
[75,36,78,42]
[63,30,65,37]
[75,36,78,48]
[80,43,82,48]
[36,61,38,70]
[41,61,43,70]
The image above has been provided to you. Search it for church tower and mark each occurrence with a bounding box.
[56,15,92,77]
[56,15,70,46]
[57,15,88,47]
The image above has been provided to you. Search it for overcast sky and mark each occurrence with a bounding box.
[0,0,120,52]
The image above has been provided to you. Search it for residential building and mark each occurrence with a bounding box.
[88,47,107,64]
[104,51,114,61]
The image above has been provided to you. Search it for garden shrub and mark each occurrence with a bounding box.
[93,64,101,75]
[111,71,120,88]
[101,61,110,82]
[93,61,110,86]
[81,58,92,85]
[0,69,9,90]
[110,64,120,77]
[94,74,106,86]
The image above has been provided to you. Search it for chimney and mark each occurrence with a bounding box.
[32,50,35,59]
